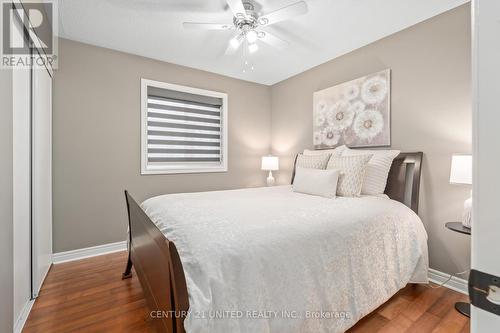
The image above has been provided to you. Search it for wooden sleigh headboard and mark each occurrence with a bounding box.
[291,152,423,214]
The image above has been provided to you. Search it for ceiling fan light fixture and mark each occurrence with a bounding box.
[230,35,242,49]
[183,0,306,56]
[246,30,258,43]
[248,43,259,53]
[258,17,269,25]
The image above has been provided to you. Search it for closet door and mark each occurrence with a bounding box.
[12,21,32,322]
[31,62,53,297]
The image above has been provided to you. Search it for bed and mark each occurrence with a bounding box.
[122,152,427,333]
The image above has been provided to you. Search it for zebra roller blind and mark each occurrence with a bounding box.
[142,80,228,174]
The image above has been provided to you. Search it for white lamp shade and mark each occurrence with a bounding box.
[261,156,279,171]
[450,154,472,184]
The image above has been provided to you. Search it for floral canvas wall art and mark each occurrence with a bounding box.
[313,69,391,148]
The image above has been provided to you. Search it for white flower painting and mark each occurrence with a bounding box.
[361,76,388,104]
[321,126,340,146]
[313,69,391,148]
[353,110,384,140]
[326,100,354,131]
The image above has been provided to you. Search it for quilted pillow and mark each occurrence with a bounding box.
[327,154,372,197]
[295,153,331,170]
[342,148,400,195]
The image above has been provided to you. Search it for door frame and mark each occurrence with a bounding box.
[471,0,500,331]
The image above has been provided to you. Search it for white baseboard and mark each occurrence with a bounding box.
[14,299,35,333]
[52,241,127,264]
[428,268,468,295]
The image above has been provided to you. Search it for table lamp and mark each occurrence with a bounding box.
[261,156,279,186]
[449,154,472,228]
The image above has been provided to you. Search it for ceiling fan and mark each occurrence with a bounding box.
[183,0,308,55]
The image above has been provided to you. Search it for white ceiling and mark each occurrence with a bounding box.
[57,0,468,85]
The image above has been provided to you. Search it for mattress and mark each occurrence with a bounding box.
[141,185,429,333]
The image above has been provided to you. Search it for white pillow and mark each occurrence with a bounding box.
[303,145,346,157]
[295,153,331,169]
[293,167,340,199]
[342,148,400,195]
[327,154,372,197]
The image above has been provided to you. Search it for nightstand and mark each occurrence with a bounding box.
[445,222,471,318]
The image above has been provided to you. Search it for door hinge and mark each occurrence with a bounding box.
[469,269,500,316]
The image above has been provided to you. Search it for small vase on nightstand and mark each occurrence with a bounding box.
[462,195,472,228]
[449,154,472,228]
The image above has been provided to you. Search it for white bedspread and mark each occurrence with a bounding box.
[142,185,428,333]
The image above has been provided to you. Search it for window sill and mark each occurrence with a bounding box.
[141,167,228,175]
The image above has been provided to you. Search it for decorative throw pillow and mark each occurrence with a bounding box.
[327,154,372,197]
[303,145,346,157]
[295,153,331,170]
[293,167,340,199]
[342,148,400,195]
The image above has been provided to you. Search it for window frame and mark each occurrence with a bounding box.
[140,78,228,175]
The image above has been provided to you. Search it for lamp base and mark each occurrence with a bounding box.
[266,171,275,187]
[462,196,472,228]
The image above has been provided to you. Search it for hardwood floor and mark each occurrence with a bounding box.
[23,251,470,333]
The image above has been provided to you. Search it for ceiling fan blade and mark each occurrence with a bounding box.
[259,31,289,50]
[226,0,247,19]
[258,1,308,26]
[183,22,234,30]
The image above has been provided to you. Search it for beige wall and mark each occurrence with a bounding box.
[271,4,471,276]
[0,68,14,332]
[53,39,272,252]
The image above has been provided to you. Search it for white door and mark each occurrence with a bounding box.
[31,60,53,297]
[471,0,500,331]
[12,16,32,325]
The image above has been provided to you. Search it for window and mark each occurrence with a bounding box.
[141,79,228,174]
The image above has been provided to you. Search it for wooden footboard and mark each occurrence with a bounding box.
[123,191,189,333]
